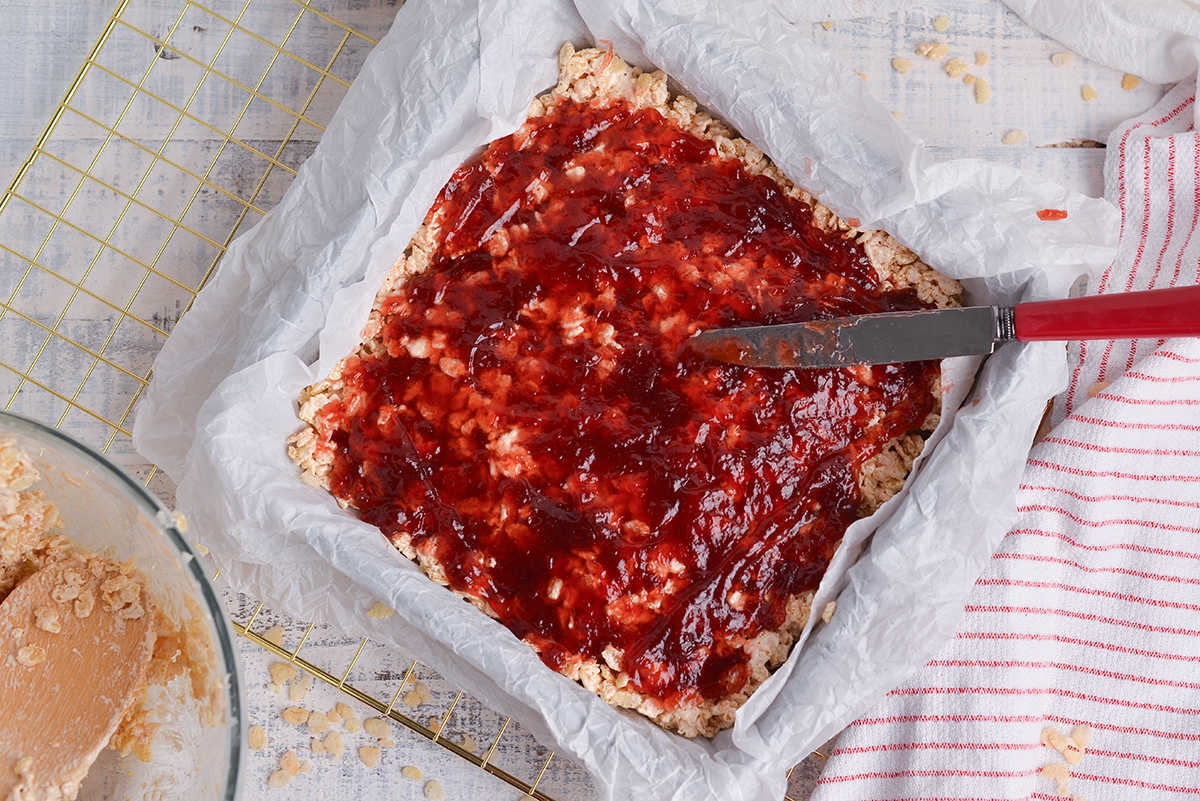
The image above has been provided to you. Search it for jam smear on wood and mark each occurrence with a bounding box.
[320,97,940,709]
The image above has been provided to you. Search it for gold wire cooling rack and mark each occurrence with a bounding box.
[0,1,825,797]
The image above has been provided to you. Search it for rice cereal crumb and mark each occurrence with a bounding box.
[367,602,394,619]
[336,702,357,720]
[1052,52,1075,67]
[248,724,267,751]
[1002,129,1027,145]
[1081,85,1099,101]
[459,734,478,753]
[963,74,976,85]
[324,730,346,760]
[280,749,303,776]
[1041,726,1067,750]
[364,717,390,739]
[344,718,362,733]
[282,707,309,726]
[1122,74,1141,91]
[268,662,297,685]
[975,51,989,66]
[307,711,330,734]
[821,601,837,623]
[261,626,286,647]
[932,14,950,31]
[34,606,61,634]
[16,645,46,667]
[402,766,424,781]
[916,41,950,60]
[1040,764,1070,783]
[267,770,293,789]
[892,57,913,75]
[290,673,314,702]
[821,20,834,30]
[424,780,447,800]
[1072,724,1093,748]
[944,58,968,78]
[359,746,382,767]
[974,78,991,104]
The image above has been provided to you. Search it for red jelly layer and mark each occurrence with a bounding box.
[320,96,940,708]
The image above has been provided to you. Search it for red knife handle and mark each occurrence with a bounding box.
[1013,285,1200,342]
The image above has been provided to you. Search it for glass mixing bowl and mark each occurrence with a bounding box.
[0,409,242,800]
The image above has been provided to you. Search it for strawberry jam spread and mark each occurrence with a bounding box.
[320,97,940,709]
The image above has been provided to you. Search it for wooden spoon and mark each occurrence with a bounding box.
[0,557,155,799]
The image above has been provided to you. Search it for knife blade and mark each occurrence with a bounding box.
[688,285,1200,368]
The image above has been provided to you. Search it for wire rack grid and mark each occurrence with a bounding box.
[0,1,826,798]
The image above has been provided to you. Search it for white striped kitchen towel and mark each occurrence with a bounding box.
[811,80,1200,801]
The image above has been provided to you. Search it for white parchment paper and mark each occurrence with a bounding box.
[132,1,1121,799]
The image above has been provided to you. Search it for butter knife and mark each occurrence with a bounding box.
[689,285,1200,368]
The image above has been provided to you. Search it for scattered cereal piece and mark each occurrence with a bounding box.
[891,110,905,121]
[821,20,834,30]
[269,662,297,685]
[459,734,478,753]
[963,74,976,85]
[892,57,913,75]
[344,718,362,733]
[336,702,356,721]
[16,645,46,667]
[1064,739,1084,765]
[974,78,991,104]
[248,724,267,751]
[359,745,382,767]
[427,716,440,731]
[290,674,314,702]
[424,780,447,801]
[282,707,310,726]
[261,625,286,646]
[402,766,424,781]
[1052,52,1075,67]
[298,761,312,774]
[74,592,94,619]
[267,683,283,695]
[1123,74,1141,91]
[324,730,345,760]
[1081,85,1099,101]
[821,601,836,624]
[1041,726,1066,750]
[945,58,968,78]
[1041,764,1070,782]
[856,71,868,82]
[327,707,341,724]
[403,690,424,708]
[311,735,327,756]
[267,770,294,788]
[34,606,61,634]
[307,711,330,734]
[364,717,390,739]
[280,749,303,776]
[1002,129,1027,145]
[920,42,950,60]
[367,602,394,620]
[1072,725,1092,748]
[932,14,950,32]
[975,51,989,66]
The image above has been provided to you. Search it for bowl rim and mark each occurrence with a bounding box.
[0,409,243,801]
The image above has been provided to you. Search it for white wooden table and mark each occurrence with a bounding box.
[0,1,1167,799]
